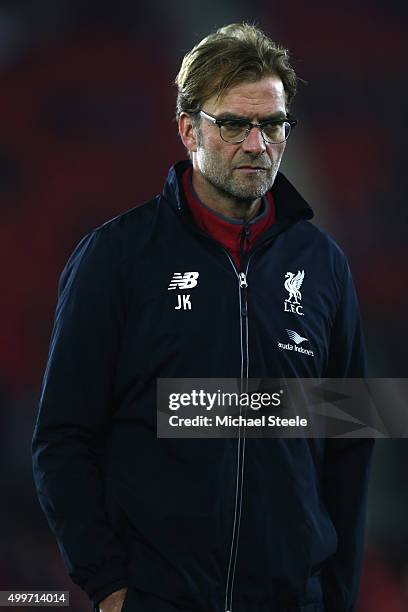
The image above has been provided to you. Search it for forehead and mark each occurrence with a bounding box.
[206,75,286,118]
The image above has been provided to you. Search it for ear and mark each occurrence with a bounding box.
[178,112,199,154]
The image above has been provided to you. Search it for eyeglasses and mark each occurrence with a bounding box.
[199,110,297,144]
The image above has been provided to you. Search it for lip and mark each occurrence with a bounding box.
[235,166,266,174]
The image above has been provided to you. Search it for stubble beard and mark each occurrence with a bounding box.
[196,143,281,205]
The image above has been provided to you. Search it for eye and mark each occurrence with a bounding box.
[222,120,247,130]
[262,121,285,139]
[263,120,284,129]
[220,120,248,138]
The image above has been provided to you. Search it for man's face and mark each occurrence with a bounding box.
[192,75,288,202]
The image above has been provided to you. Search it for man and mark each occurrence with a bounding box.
[32,23,374,612]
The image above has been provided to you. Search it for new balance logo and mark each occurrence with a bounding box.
[168,272,199,290]
[168,272,199,311]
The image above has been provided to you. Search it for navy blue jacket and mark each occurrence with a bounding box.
[32,160,374,612]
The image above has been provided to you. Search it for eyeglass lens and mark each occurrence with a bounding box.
[220,121,291,144]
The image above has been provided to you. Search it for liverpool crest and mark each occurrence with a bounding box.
[284,270,305,316]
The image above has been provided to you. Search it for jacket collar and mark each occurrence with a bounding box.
[162,160,314,226]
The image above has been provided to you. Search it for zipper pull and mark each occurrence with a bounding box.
[239,272,248,288]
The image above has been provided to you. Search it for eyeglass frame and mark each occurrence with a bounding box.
[197,109,298,145]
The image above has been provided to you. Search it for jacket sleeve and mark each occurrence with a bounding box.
[31,228,129,606]
[321,257,375,612]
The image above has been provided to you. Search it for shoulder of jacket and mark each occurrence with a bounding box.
[95,194,161,236]
[292,221,351,299]
[61,195,162,282]
[88,195,163,261]
[298,220,347,262]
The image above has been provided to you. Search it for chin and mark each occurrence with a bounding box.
[233,183,271,200]
[231,190,267,202]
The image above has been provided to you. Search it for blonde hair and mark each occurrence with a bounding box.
[175,22,297,119]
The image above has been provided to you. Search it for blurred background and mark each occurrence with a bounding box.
[0,0,407,610]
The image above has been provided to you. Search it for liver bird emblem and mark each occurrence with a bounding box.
[284,270,304,304]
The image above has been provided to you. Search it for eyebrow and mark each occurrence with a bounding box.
[216,111,287,122]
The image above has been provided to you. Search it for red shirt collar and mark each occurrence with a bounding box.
[181,165,276,270]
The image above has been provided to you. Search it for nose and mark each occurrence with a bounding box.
[241,126,266,154]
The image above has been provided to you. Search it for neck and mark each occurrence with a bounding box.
[191,169,262,222]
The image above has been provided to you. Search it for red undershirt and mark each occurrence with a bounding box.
[181,165,276,271]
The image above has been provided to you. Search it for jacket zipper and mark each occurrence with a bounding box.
[223,247,252,612]
[176,208,272,611]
